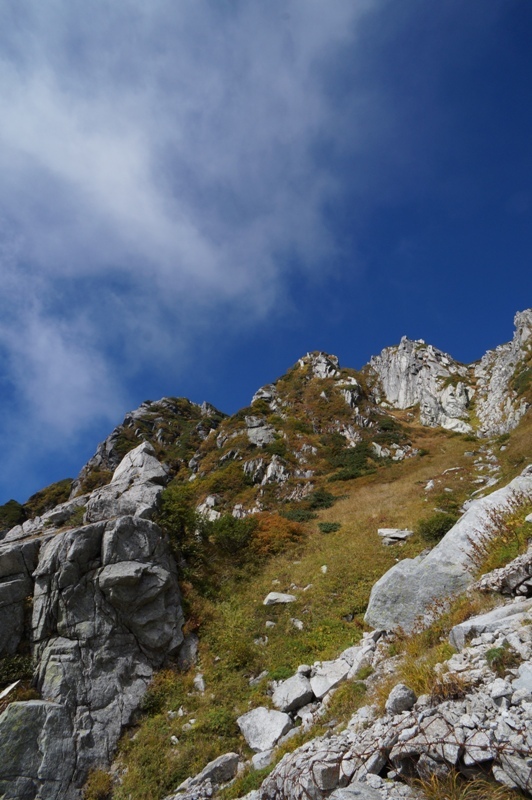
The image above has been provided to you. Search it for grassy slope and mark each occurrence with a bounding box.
[113,420,489,800]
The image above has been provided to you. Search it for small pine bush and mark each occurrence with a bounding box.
[416,511,458,542]
[281,508,317,523]
[307,488,337,510]
[318,522,341,534]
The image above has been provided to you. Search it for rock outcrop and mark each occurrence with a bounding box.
[368,308,532,438]
[71,397,223,496]
[474,309,532,437]
[369,338,473,434]
[0,443,184,799]
[365,465,532,633]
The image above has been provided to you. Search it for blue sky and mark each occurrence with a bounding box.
[0,0,531,503]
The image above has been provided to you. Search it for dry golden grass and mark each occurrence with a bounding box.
[497,407,532,483]
[114,424,496,800]
[414,771,525,800]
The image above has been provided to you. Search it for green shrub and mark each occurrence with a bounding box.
[433,492,461,515]
[0,654,33,685]
[307,488,337,510]
[158,483,200,559]
[318,522,341,534]
[416,512,458,542]
[265,438,288,458]
[83,769,113,800]
[326,442,375,481]
[512,365,532,396]
[485,644,520,677]
[281,508,317,523]
[24,478,73,519]
[201,707,238,737]
[78,468,113,495]
[0,499,26,531]
[209,515,258,555]
[268,665,293,681]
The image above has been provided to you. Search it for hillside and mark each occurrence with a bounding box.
[0,309,531,800]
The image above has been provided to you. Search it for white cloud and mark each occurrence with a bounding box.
[0,0,508,495]
[0,0,380,449]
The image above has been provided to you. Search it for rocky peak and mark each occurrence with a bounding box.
[71,396,224,497]
[474,308,532,437]
[368,337,473,433]
[514,308,532,347]
[298,351,340,379]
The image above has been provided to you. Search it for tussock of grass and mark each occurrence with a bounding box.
[414,772,525,800]
[371,591,498,710]
[83,770,113,800]
[469,492,532,576]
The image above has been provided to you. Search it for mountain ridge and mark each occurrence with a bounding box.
[0,308,531,800]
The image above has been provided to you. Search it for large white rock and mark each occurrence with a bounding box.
[237,707,293,752]
[272,673,314,713]
[365,465,532,633]
[369,337,473,432]
[263,592,296,605]
[377,528,413,546]
[85,442,169,523]
[310,658,351,699]
[112,441,168,485]
[449,598,532,650]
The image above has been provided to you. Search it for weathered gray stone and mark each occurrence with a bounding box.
[385,684,417,715]
[252,750,274,770]
[498,753,532,792]
[310,659,350,699]
[377,528,413,546]
[0,538,41,655]
[263,592,297,605]
[29,514,183,792]
[236,707,293,752]
[272,673,314,713]
[474,544,532,595]
[0,701,76,800]
[369,337,472,432]
[245,416,276,447]
[175,633,198,672]
[298,352,340,379]
[512,663,532,694]
[85,442,168,523]
[329,785,382,800]
[187,751,240,787]
[474,310,532,437]
[449,599,532,650]
[365,466,532,633]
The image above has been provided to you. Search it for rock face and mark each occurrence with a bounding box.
[365,465,532,633]
[85,442,169,523]
[0,538,42,655]
[0,445,184,799]
[0,700,76,800]
[474,309,532,437]
[368,309,531,438]
[369,337,473,433]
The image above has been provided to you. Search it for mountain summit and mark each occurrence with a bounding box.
[0,309,531,800]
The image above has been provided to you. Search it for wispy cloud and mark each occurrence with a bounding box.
[0,0,509,497]
[0,1,377,456]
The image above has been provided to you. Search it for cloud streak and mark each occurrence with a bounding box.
[0,0,510,498]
